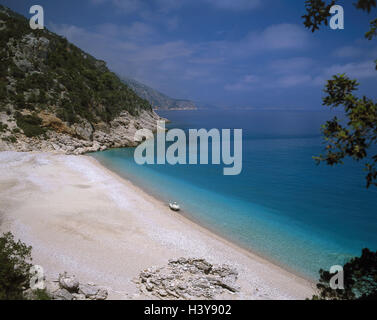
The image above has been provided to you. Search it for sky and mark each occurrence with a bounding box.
[2,0,377,109]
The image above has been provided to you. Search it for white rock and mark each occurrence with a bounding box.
[58,273,79,293]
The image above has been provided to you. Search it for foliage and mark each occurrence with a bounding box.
[2,135,17,143]
[31,289,51,300]
[303,0,377,187]
[302,0,336,32]
[0,4,152,137]
[15,112,46,138]
[0,232,33,300]
[313,75,377,187]
[303,0,376,32]
[366,18,377,42]
[0,122,8,132]
[312,248,377,300]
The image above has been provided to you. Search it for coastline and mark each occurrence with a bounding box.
[91,153,317,284]
[0,151,315,300]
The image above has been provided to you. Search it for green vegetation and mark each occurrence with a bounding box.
[15,112,46,137]
[0,122,8,132]
[0,232,32,300]
[303,1,377,301]
[31,289,51,300]
[0,232,52,300]
[303,0,377,188]
[2,135,17,143]
[0,4,152,137]
[312,249,377,300]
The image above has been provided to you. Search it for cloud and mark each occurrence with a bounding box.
[90,0,262,13]
[50,18,315,100]
[250,24,310,50]
[333,43,377,61]
[204,0,261,11]
[90,0,143,13]
[225,58,377,91]
[323,61,377,80]
[196,23,311,65]
[51,23,191,62]
[49,22,197,98]
[268,57,314,75]
[214,24,311,59]
[96,22,155,39]
[225,74,259,91]
[275,74,314,88]
[333,45,363,58]
[273,61,377,88]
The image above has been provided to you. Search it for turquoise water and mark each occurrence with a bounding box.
[91,110,377,280]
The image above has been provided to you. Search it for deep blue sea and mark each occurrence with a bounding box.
[91,110,377,280]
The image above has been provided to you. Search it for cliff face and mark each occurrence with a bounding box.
[121,77,198,110]
[0,5,161,154]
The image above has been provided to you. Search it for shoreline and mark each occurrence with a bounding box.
[86,155,316,295]
[0,151,315,299]
[90,154,316,284]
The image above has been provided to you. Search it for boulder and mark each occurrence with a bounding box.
[58,272,79,293]
[79,283,108,300]
[138,258,239,300]
[53,288,74,300]
[72,293,86,300]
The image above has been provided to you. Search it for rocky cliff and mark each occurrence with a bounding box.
[0,5,161,155]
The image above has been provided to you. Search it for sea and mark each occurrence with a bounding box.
[90,110,377,280]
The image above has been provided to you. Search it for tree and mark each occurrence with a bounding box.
[313,248,377,300]
[0,232,32,300]
[303,0,377,188]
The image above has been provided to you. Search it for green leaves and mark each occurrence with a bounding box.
[302,0,376,33]
[302,0,336,32]
[303,1,377,188]
[354,0,377,12]
[312,248,377,300]
[323,74,359,107]
[317,75,377,187]
[15,112,46,138]
[365,18,377,40]
[0,232,33,300]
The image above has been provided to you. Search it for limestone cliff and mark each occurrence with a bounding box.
[0,5,161,154]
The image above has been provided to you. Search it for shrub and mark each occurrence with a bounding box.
[312,248,377,300]
[0,122,8,132]
[15,112,46,137]
[0,232,32,300]
[2,135,17,143]
[30,289,51,300]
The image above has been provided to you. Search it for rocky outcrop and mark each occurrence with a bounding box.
[137,258,240,300]
[0,109,162,154]
[48,273,108,300]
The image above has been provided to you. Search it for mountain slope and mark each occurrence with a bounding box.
[122,77,197,110]
[0,5,160,154]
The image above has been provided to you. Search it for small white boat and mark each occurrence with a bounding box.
[169,202,180,211]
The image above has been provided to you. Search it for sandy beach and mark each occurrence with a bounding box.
[0,151,315,300]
